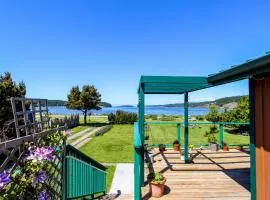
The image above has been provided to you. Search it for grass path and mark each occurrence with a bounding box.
[80,125,133,163]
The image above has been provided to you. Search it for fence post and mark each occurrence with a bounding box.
[219,124,224,149]
[177,123,181,142]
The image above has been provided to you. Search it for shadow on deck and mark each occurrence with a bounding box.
[142,148,250,200]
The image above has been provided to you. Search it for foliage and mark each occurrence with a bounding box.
[1,130,70,199]
[206,104,222,122]
[145,114,158,120]
[66,85,101,125]
[162,95,247,107]
[108,110,137,124]
[195,115,205,121]
[189,144,194,149]
[50,114,80,128]
[204,126,218,143]
[222,96,249,122]
[48,100,111,107]
[173,140,179,145]
[147,173,165,184]
[0,72,26,128]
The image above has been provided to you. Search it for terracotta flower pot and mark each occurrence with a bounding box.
[149,180,166,198]
[173,144,180,151]
[223,146,229,151]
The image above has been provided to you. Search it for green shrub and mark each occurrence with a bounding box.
[108,110,137,124]
[204,125,218,143]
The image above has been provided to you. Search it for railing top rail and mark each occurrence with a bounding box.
[66,155,107,173]
[134,123,142,148]
[66,144,106,171]
[144,121,250,125]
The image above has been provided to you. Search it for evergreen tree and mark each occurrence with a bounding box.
[66,85,101,124]
[0,72,26,128]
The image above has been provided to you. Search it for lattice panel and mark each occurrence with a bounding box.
[11,97,49,139]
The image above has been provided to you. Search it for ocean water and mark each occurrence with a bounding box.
[48,106,209,116]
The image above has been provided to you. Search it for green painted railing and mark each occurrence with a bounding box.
[63,145,107,199]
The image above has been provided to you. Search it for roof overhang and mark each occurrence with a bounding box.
[207,54,270,85]
[138,76,213,94]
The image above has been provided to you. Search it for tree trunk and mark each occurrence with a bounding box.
[84,110,87,125]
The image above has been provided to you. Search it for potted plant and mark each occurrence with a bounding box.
[222,142,229,151]
[172,140,180,151]
[158,144,166,152]
[147,172,166,198]
[189,144,194,158]
[236,145,244,151]
[204,126,218,151]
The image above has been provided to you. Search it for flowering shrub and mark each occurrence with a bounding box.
[0,129,71,200]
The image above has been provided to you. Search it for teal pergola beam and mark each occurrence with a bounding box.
[184,92,189,163]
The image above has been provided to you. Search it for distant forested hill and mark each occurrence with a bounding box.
[159,95,248,108]
[47,100,66,106]
[47,100,112,107]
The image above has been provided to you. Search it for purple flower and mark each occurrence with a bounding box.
[64,130,72,136]
[27,147,54,162]
[33,171,47,185]
[0,172,10,189]
[38,190,50,200]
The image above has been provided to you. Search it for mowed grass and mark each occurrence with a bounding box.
[146,124,250,146]
[106,165,116,192]
[80,125,133,163]
[70,125,90,135]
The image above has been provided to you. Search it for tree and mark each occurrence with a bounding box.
[223,96,249,122]
[0,72,26,128]
[205,104,222,122]
[66,85,101,125]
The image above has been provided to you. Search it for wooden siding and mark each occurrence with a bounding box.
[254,77,270,200]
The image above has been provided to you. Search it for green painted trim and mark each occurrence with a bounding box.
[249,78,256,200]
[134,123,141,200]
[219,124,224,149]
[208,54,270,86]
[177,123,181,142]
[184,92,189,163]
[149,143,249,147]
[138,87,145,187]
[145,121,249,125]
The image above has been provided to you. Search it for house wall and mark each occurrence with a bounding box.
[254,76,270,200]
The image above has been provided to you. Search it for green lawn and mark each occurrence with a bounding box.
[145,124,250,146]
[70,125,90,135]
[106,165,116,192]
[80,125,134,163]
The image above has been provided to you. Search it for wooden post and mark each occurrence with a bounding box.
[184,92,189,163]
[219,124,224,149]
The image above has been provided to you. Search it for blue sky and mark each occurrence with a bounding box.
[1,1,270,105]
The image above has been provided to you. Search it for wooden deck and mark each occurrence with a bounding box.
[142,148,250,200]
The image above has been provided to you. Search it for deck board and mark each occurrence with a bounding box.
[142,148,250,200]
